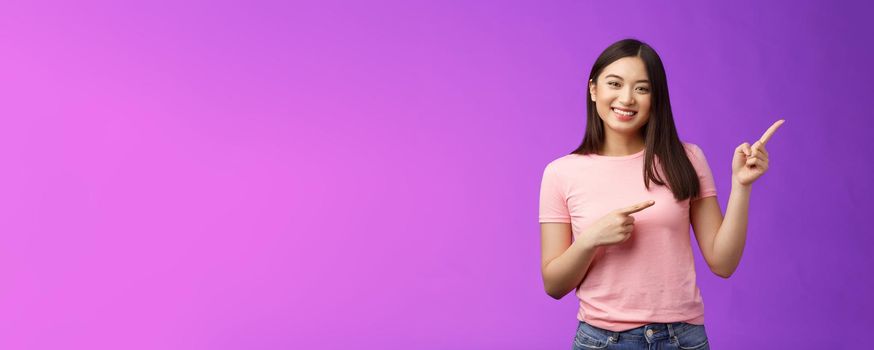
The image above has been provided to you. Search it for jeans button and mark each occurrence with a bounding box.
[645,329,653,337]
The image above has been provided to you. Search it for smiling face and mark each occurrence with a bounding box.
[588,56,652,138]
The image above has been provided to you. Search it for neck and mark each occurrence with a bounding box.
[600,130,645,156]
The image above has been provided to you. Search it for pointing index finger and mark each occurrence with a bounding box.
[758,119,785,145]
[617,200,656,215]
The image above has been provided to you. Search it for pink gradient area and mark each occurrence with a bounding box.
[0,0,870,349]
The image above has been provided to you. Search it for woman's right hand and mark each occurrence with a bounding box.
[582,200,655,247]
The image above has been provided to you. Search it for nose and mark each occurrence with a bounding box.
[618,87,635,106]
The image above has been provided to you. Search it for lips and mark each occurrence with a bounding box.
[612,107,637,121]
[611,107,637,116]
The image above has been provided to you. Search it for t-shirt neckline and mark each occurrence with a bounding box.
[583,147,646,160]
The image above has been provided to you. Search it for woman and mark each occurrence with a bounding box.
[538,38,783,349]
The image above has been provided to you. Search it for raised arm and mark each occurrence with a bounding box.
[691,119,784,278]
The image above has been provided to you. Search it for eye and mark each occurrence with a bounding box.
[636,86,650,93]
[607,81,620,88]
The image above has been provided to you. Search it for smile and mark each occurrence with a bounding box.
[612,108,637,116]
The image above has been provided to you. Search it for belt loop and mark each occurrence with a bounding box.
[667,323,676,338]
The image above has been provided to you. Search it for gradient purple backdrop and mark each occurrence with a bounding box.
[0,0,871,349]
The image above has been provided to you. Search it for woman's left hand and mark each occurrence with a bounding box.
[732,119,785,187]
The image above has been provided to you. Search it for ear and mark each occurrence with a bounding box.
[588,79,596,101]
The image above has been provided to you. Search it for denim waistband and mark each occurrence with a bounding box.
[580,321,696,342]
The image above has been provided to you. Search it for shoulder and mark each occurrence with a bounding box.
[680,142,715,172]
[540,154,582,186]
[542,154,579,174]
[681,141,706,160]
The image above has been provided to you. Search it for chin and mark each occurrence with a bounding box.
[607,121,645,134]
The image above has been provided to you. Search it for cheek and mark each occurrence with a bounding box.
[638,105,650,117]
[597,103,614,119]
[639,95,652,107]
[637,99,651,117]
[636,108,651,122]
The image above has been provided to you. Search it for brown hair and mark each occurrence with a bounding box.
[571,38,700,201]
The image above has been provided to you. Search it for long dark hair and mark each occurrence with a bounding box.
[572,38,700,202]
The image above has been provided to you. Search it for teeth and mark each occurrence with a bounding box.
[612,108,636,116]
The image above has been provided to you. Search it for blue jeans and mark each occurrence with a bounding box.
[572,320,710,350]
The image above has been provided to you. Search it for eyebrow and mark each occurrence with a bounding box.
[604,74,650,84]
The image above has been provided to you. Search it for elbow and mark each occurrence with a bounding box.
[543,283,568,300]
[707,259,736,279]
[542,272,563,299]
[546,289,566,300]
[711,267,735,279]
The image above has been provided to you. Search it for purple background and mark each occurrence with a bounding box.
[0,0,871,349]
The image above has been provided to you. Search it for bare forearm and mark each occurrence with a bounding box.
[712,181,752,277]
[542,237,598,299]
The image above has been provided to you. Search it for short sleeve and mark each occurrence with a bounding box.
[538,162,571,223]
[687,143,718,201]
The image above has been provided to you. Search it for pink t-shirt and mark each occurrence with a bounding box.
[538,142,717,332]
